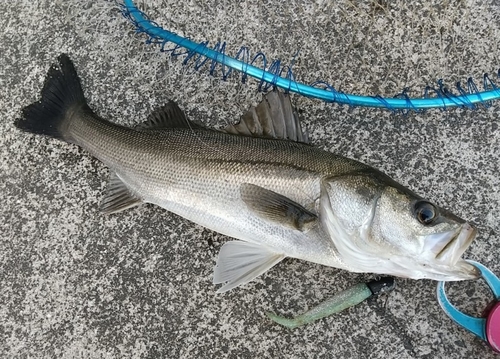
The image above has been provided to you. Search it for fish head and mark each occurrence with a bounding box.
[320,172,479,281]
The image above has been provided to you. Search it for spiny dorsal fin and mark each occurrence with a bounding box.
[213,240,285,293]
[240,183,317,232]
[223,90,310,143]
[136,100,204,131]
[101,172,143,214]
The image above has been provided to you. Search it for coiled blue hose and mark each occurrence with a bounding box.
[121,0,500,111]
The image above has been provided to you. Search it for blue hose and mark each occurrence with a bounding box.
[121,0,500,111]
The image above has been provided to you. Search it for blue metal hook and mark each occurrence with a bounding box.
[437,260,500,352]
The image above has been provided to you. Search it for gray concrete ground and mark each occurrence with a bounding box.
[1,1,500,358]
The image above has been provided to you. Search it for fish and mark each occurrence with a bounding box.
[15,54,479,293]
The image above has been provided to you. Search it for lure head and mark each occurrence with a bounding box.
[320,171,479,281]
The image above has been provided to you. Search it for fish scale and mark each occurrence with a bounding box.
[68,114,345,259]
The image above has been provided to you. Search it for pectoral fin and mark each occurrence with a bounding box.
[240,183,317,231]
[100,173,143,214]
[213,241,285,293]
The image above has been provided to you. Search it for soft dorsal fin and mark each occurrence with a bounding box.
[135,100,205,130]
[100,172,143,214]
[213,240,285,293]
[240,183,317,232]
[223,90,309,143]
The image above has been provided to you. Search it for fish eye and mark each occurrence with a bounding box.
[414,201,437,225]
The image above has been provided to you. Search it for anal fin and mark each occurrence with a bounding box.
[213,241,285,293]
[100,173,143,214]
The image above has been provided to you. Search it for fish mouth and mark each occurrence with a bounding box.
[435,223,477,265]
[425,222,480,280]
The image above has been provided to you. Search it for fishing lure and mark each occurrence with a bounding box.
[120,0,500,111]
[437,261,500,353]
[267,277,395,328]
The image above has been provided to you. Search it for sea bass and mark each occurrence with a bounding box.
[15,54,479,292]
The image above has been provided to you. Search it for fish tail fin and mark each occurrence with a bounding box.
[15,54,90,143]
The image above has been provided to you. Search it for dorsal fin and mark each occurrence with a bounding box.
[223,90,309,143]
[135,100,205,130]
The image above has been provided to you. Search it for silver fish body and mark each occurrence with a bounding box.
[72,114,364,264]
[15,55,479,292]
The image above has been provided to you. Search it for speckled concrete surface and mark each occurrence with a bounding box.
[2,1,500,358]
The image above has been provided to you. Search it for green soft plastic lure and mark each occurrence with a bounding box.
[267,277,395,329]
